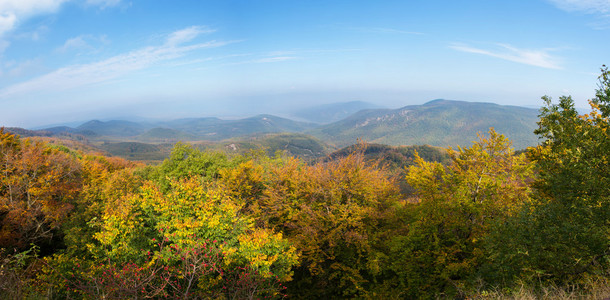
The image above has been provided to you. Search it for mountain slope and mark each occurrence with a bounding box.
[309,99,540,149]
[137,128,198,142]
[77,120,150,137]
[155,114,317,140]
[219,133,333,160]
[39,115,318,141]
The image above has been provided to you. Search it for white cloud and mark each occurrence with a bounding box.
[0,0,67,56]
[450,43,562,69]
[166,26,215,46]
[55,34,109,53]
[0,27,233,99]
[0,0,122,53]
[0,0,68,17]
[0,0,68,36]
[548,0,610,15]
[56,35,93,53]
[0,13,17,36]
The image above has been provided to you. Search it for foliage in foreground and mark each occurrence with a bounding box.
[483,67,610,288]
[1,67,610,299]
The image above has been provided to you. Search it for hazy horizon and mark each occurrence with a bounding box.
[24,97,549,130]
[1,0,608,128]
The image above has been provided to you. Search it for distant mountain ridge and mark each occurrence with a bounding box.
[20,99,543,150]
[307,99,540,149]
[154,114,318,140]
[42,114,318,142]
[78,120,148,137]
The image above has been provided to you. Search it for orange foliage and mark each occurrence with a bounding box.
[0,129,82,249]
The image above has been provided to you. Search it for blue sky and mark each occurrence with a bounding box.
[1,0,609,127]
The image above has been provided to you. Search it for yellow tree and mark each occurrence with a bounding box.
[90,177,298,298]
[246,153,400,298]
[61,154,142,257]
[390,129,533,298]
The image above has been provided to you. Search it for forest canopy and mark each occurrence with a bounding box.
[1,67,610,299]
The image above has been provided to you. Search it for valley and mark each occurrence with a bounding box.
[6,99,541,163]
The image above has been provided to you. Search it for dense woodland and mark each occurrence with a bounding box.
[1,68,610,299]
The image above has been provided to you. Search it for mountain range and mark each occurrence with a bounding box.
[42,114,318,142]
[5,100,542,161]
[308,99,540,149]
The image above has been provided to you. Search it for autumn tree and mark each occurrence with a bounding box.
[88,176,298,298]
[0,129,82,251]
[61,154,142,258]
[489,66,610,284]
[388,129,533,298]
[145,142,236,191]
[235,152,401,298]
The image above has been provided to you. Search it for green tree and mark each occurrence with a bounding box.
[490,66,610,284]
[390,129,533,298]
[146,142,235,191]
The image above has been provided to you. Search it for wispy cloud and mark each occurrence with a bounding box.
[0,27,234,99]
[450,43,562,69]
[0,13,18,37]
[55,34,109,53]
[548,0,610,28]
[226,48,360,66]
[0,0,69,36]
[0,0,124,54]
[56,35,92,53]
[166,26,215,46]
[15,25,49,41]
[548,0,610,16]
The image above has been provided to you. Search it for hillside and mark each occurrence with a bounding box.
[5,127,54,137]
[323,143,450,194]
[35,101,541,150]
[308,99,540,149]
[137,128,199,142]
[77,120,150,137]
[171,114,317,140]
[219,132,333,160]
[324,143,450,167]
[98,142,174,162]
[13,99,544,161]
[42,114,317,142]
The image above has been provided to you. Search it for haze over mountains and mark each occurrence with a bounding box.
[6,100,541,161]
[43,114,318,141]
[290,101,382,124]
[310,99,540,149]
